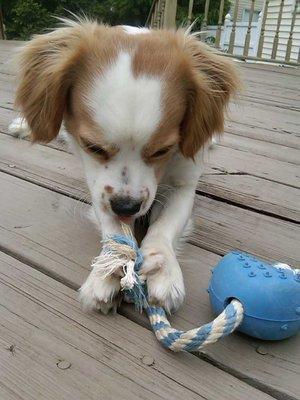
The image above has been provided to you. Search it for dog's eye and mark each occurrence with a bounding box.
[86,144,108,156]
[151,147,172,158]
[81,140,109,158]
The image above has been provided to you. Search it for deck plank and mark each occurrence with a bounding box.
[0,173,297,399]
[0,90,15,109]
[1,252,273,400]
[225,122,300,149]
[0,133,299,222]
[229,100,300,136]
[198,174,299,222]
[191,195,299,266]
[237,63,300,86]
[219,134,299,164]
[0,163,299,268]
[207,145,299,188]
[241,85,300,109]
[0,107,16,134]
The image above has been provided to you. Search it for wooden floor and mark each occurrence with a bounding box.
[0,40,299,400]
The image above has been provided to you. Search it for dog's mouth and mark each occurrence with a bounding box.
[117,216,133,225]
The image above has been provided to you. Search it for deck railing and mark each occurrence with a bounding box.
[146,0,178,29]
[146,0,300,66]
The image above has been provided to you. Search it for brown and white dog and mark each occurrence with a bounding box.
[10,19,239,314]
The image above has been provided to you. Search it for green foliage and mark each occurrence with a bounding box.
[2,0,152,39]
[88,0,153,26]
[2,0,230,40]
[3,0,50,39]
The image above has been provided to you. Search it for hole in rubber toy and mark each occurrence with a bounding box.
[224,297,240,308]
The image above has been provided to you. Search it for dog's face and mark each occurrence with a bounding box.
[64,48,184,222]
[15,21,239,223]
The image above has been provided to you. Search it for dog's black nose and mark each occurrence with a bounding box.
[110,196,142,216]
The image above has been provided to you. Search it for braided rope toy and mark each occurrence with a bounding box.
[90,225,300,352]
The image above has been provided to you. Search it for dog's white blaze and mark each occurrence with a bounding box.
[122,25,150,35]
[87,51,162,144]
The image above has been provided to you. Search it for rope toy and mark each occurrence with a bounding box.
[91,225,300,352]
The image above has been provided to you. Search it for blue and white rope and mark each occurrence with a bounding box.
[147,300,243,351]
[99,233,244,352]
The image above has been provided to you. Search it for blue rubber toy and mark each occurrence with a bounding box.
[209,251,300,340]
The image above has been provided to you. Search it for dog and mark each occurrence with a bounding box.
[10,18,239,314]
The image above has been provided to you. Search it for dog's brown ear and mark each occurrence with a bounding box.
[15,21,91,143]
[180,37,240,158]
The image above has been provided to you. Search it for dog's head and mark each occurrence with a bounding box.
[15,19,239,223]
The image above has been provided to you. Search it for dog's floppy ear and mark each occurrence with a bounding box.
[180,37,240,158]
[15,21,92,143]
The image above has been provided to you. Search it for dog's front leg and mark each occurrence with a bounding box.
[79,209,126,314]
[140,182,197,313]
[139,150,205,313]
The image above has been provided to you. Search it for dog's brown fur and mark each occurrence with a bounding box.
[15,19,240,159]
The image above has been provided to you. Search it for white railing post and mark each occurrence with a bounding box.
[243,0,255,57]
[254,11,263,56]
[285,0,297,62]
[221,13,231,50]
[257,0,269,58]
[228,0,239,54]
[271,0,284,59]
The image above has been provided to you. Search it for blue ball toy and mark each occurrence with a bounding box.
[209,251,300,340]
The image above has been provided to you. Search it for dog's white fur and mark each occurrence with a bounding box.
[11,21,239,314]
[88,51,162,143]
[10,112,203,313]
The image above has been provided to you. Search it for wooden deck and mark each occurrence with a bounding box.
[0,40,299,400]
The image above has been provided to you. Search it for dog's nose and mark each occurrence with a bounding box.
[110,196,142,216]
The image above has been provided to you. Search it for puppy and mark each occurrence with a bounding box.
[12,19,239,314]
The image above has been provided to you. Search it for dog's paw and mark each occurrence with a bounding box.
[8,117,30,139]
[79,272,121,314]
[140,240,185,313]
